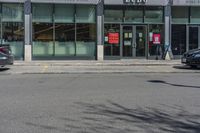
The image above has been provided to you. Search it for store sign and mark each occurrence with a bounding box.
[124,0,148,4]
[108,33,119,44]
[153,34,161,44]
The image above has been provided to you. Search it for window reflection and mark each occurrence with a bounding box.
[3,22,24,42]
[32,4,96,59]
[76,24,96,56]
[55,24,75,56]
[77,24,96,42]
[33,23,53,42]
[2,3,24,60]
[2,22,24,60]
[32,23,53,57]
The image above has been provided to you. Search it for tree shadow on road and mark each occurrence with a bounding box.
[67,102,200,133]
[148,80,200,89]
[24,101,200,133]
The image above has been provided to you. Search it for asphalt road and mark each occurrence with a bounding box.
[0,73,200,133]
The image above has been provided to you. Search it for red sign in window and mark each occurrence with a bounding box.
[153,34,161,44]
[108,33,119,44]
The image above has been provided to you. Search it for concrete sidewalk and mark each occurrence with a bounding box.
[0,59,198,74]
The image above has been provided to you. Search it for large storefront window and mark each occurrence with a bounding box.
[172,7,189,24]
[32,23,53,57]
[54,5,75,57]
[32,4,53,58]
[32,4,96,59]
[76,24,96,56]
[55,24,75,56]
[145,7,163,23]
[76,5,96,57]
[171,25,186,57]
[104,24,120,56]
[1,4,24,60]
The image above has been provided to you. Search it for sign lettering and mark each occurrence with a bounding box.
[124,0,147,4]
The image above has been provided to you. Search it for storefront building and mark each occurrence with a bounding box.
[0,0,199,61]
[104,0,167,60]
[172,0,200,58]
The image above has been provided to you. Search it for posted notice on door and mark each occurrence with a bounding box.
[108,33,119,44]
[153,34,161,44]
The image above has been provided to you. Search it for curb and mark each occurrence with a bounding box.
[13,62,182,67]
[4,71,200,75]
[3,65,200,74]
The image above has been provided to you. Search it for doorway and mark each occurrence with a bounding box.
[121,25,147,58]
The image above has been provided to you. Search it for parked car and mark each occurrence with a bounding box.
[0,45,14,67]
[181,49,200,68]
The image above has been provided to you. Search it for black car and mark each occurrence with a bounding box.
[0,45,14,67]
[182,49,200,68]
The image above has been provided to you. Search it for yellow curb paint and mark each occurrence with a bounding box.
[42,64,49,72]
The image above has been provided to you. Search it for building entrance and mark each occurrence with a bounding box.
[121,25,147,58]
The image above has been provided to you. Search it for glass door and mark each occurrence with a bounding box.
[136,26,147,57]
[122,26,133,57]
[122,25,147,58]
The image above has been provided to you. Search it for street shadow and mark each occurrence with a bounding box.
[24,101,200,133]
[0,67,10,72]
[25,122,70,132]
[148,80,200,89]
[173,65,200,70]
[68,101,200,133]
